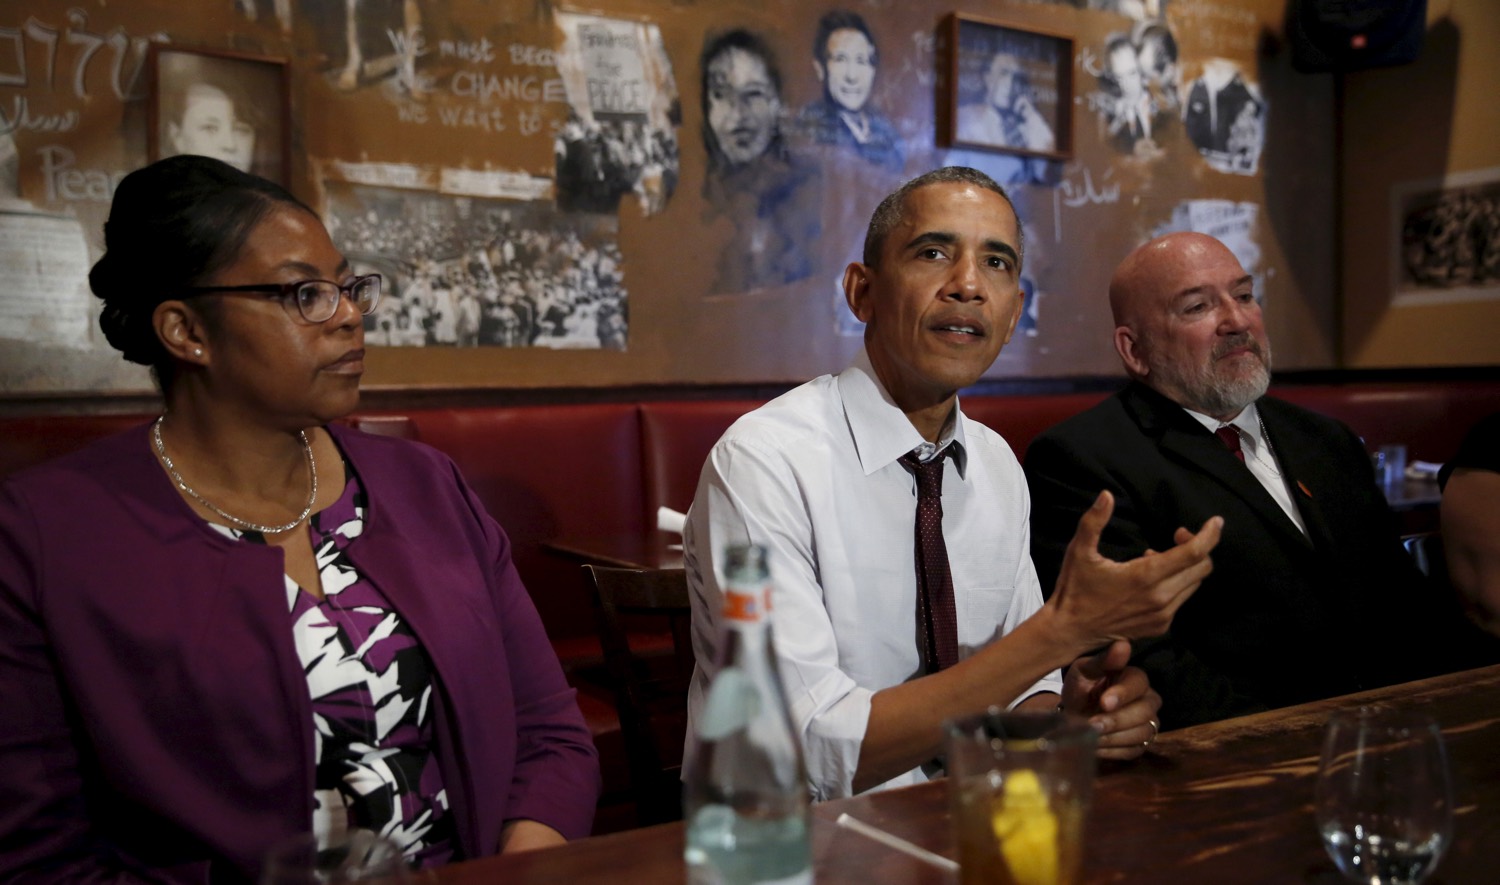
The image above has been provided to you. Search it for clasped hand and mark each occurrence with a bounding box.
[1061,639,1158,760]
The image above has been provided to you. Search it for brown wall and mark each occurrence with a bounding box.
[1341,0,1500,368]
[0,0,1337,395]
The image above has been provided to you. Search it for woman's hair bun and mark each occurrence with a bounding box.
[87,156,309,374]
[90,234,162,366]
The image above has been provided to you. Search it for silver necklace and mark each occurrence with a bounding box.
[152,416,318,534]
[1253,415,1283,478]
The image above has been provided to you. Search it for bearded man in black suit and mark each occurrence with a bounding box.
[1024,232,1494,729]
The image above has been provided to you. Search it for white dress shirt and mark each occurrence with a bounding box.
[683,349,1062,800]
[1186,402,1308,535]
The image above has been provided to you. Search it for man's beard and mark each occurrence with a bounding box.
[1152,333,1272,418]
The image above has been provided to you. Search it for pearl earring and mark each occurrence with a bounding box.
[193,348,203,357]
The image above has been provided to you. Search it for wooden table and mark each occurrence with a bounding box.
[1382,477,1443,534]
[1382,476,1442,512]
[430,665,1500,883]
[544,531,684,570]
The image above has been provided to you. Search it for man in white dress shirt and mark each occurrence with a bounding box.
[684,167,1223,800]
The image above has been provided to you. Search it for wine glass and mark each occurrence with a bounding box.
[1315,707,1453,885]
[261,828,410,884]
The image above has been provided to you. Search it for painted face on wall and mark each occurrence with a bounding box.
[1109,44,1145,103]
[705,47,781,165]
[820,28,876,113]
[168,83,256,173]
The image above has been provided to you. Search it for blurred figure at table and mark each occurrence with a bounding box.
[0,156,600,882]
[1440,412,1500,634]
[685,166,1224,801]
[1025,232,1498,730]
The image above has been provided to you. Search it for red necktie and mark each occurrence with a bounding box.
[1215,426,1245,462]
[899,450,959,673]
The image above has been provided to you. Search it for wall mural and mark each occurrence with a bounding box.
[1182,58,1266,175]
[552,11,680,218]
[325,181,627,349]
[0,0,1332,393]
[1091,21,1179,161]
[305,9,673,351]
[698,28,822,295]
[797,11,903,172]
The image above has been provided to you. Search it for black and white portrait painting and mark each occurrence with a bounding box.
[150,47,288,185]
[1183,59,1266,176]
[1092,21,1179,160]
[795,10,902,171]
[951,18,1067,158]
[699,28,820,295]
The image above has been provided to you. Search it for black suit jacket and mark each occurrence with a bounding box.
[1024,382,1493,729]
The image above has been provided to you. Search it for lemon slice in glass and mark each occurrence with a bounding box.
[990,769,1059,885]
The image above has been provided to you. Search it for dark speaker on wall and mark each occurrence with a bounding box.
[1288,0,1427,73]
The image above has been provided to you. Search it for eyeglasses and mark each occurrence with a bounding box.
[181,274,382,324]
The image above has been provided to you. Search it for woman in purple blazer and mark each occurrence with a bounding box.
[0,156,600,882]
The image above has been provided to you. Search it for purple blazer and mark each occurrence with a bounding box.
[0,424,600,883]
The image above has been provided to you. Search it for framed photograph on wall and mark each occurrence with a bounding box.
[1389,165,1500,307]
[942,14,1073,161]
[147,46,290,186]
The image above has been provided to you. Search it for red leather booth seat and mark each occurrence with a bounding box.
[369,404,644,804]
[4,384,1492,660]
[386,404,643,657]
[0,414,152,479]
[640,400,769,516]
[636,393,1120,518]
[1268,381,1500,463]
[2,377,1496,831]
[961,392,1115,458]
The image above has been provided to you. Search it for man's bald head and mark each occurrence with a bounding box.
[1108,232,1271,422]
[1109,232,1234,327]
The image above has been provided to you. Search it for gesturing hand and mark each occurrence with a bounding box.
[1049,490,1222,650]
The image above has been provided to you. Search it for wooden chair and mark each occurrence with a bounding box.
[583,565,694,826]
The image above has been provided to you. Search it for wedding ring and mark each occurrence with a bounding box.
[1146,717,1161,744]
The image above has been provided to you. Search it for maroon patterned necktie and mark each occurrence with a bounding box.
[899,449,959,673]
[1215,426,1245,462]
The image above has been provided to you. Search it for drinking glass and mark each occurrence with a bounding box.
[260,828,410,884]
[1315,707,1453,885]
[1377,444,1409,487]
[946,709,1097,885]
